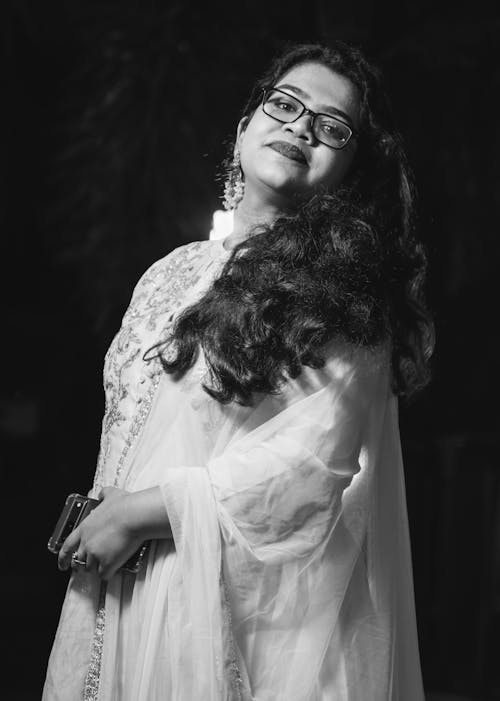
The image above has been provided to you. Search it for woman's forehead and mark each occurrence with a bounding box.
[275,62,360,126]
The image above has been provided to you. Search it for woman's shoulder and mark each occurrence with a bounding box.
[133,239,225,295]
[141,239,215,275]
[281,340,391,407]
[260,341,390,420]
[321,339,390,380]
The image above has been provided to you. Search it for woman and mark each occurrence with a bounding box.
[44,41,433,700]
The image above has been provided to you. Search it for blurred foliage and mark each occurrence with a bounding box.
[5,0,499,370]
[39,0,316,339]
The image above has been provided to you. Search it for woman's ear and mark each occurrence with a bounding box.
[235,116,249,151]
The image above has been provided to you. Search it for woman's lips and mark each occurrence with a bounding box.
[268,141,307,165]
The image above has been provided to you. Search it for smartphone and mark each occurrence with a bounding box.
[48,493,149,574]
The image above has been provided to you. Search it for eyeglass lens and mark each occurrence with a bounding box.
[263,89,352,149]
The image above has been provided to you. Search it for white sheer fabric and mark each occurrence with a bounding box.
[43,237,425,700]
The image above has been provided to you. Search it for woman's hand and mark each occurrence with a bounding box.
[58,487,144,580]
[58,487,143,580]
[58,486,173,580]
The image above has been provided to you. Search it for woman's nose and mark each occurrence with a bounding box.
[283,114,314,141]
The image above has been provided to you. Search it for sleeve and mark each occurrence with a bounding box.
[204,367,369,565]
[159,349,389,701]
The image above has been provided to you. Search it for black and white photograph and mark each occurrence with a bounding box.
[2,1,499,699]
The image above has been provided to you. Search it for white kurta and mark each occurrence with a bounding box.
[43,236,425,701]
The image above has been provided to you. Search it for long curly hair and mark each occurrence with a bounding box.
[151,41,434,406]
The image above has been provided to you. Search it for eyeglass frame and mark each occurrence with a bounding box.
[260,87,359,150]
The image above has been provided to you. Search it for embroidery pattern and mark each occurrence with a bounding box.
[84,239,230,695]
[92,241,221,493]
[112,368,162,487]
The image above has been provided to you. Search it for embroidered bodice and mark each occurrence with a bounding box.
[91,238,230,495]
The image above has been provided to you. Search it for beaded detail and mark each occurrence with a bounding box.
[82,582,107,700]
[220,571,244,700]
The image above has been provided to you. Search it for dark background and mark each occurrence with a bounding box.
[2,1,499,698]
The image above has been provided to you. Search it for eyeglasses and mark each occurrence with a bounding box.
[261,88,358,150]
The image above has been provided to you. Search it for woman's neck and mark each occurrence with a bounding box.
[223,191,291,251]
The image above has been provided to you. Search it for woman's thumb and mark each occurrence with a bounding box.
[99,486,118,501]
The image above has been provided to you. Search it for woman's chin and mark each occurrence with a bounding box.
[254,170,310,201]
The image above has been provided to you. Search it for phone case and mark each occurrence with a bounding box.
[48,492,149,574]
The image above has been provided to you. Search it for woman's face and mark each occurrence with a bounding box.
[237,62,360,204]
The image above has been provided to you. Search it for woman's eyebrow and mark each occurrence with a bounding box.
[275,83,354,126]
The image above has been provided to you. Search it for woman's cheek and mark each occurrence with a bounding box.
[318,155,351,190]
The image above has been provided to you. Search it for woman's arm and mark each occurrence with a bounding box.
[121,486,174,540]
[162,348,387,567]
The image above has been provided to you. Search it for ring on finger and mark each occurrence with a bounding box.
[71,551,87,567]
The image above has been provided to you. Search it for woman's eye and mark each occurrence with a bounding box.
[269,97,298,113]
[319,121,347,140]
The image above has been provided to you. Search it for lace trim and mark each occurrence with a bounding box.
[112,368,162,487]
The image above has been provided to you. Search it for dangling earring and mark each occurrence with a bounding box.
[222,150,245,211]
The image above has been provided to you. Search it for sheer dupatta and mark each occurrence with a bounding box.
[159,342,424,700]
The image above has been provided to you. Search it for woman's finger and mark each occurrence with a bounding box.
[70,551,87,569]
[58,527,81,571]
[84,552,98,573]
[70,551,97,573]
